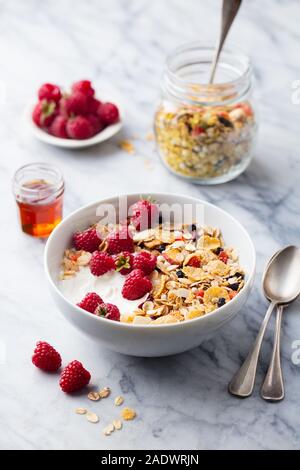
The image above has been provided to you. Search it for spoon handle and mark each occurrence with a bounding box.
[209,0,242,83]
[261,305,284,401]
[228,301,276,397]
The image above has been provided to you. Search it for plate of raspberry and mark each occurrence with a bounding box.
[27,80,123,149]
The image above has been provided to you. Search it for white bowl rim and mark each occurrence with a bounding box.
[44,192,256,329]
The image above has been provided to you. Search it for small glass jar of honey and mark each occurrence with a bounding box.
[13,162,64,238]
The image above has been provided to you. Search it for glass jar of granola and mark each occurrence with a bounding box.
[154,43,258,184]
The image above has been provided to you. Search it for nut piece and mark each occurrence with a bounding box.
[99,387,111,398]
[121,407,136,421]
[86,412,99,423]
[114,396,124,406]
[88,392,100,401]
[113,419,122,430]
[103,423,115,436]
[75,407,87,415]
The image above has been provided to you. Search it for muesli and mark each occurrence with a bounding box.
[155,101,256,180]
[59,199,245,325]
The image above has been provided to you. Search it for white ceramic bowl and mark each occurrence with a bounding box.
[44,193,256,357]
[27,96,123,149]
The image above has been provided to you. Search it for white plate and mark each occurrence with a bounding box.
[26,97,123,149]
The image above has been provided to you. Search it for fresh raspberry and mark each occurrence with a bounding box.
[66,115,94,139]
[95,303,120,321]
[187,256,201,268]
[90,251,115,276]
[130,199,159,231]
[97,102,119,126]
[32,341,62,372]
[219,251,229,264]
[114,251,134,275]
[32,100,57,128]
[71,80,95,97]
[73,227,101,252]
[87,114,104,135]
[77,292,103,313]
[87,97,102,114]
[122,269,152,300]
[107,227,134,255]
[38,83,61,103]
[59,360,91,393]
[132,251,157,275]
[61,92,88,116]
[49,115,68,138]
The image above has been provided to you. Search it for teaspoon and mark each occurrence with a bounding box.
[228,246,300,398]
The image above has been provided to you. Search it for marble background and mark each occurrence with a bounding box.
[1,0,300,450]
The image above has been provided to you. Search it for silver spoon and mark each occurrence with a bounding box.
[228,246,300,398]
[209,0,243,84]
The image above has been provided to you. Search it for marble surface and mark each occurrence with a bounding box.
[1,0,300,450]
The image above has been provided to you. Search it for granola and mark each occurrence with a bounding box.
[154,101,257,181]
[60,220,245,325]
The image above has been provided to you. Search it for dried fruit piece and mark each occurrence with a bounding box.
[121,407,136,421]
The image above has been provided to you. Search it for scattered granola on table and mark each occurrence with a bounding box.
[154,101,256,181]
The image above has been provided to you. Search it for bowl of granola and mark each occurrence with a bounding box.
[44,193,256,357]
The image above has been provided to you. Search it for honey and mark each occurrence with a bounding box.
[13,163,64,238]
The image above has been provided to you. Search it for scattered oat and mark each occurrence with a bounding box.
[99,387,111,398]
[146,132,154,141]
[88,391,100,401]
[103,423,115,436]
[75,407,87,415]
[114,396,124,406]
[118,139,135,154]
[86,412,99,423]
[113,419,122,430]
[121,407,136,421]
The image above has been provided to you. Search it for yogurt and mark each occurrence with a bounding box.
[59,267,148,316]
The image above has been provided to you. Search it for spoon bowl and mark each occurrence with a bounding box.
[263,246,300,304]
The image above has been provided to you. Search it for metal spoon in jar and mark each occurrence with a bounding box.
[209,0,243,84]
[228,245,300,398]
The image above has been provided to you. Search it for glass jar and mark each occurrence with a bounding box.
[154,43,258,184]
[13,162,64,237]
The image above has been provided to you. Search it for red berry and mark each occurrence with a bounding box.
[130,199,159,231]
[107,227,134,255]
[32,341,61,372]
[90,251,115,276]
[187,256,201,268]
[73,227,101,253]
[95,303,120,321]
[77,292,103,313]
[49,115,68,138]
[32,100,57,128]
[114,251,134,275]
[61,92,88,116]
[66,115,94,140]
[97,102,119,126]
[87,114,104,135]
[133,251,157,275]
[87,97,102,114]
[218,251,229,264]
[196,289,205,298]
[71,80,95,97]
[122,269,152,300]
[38,83,61,103]
[59,360,91,393]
